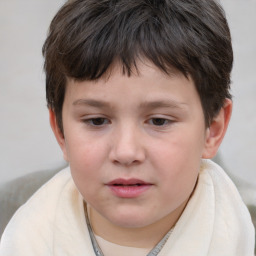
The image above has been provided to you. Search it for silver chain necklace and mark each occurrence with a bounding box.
[85,208,173,256]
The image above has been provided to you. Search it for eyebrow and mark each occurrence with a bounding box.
[73,98,188,111]
[139,100,188,110]
[73,99,112,108]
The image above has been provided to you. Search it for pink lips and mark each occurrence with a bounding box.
[107,178,152,198]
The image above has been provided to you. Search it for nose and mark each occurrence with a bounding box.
[109,124,146,166]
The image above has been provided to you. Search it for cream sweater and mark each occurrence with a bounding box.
[0,160,254,255]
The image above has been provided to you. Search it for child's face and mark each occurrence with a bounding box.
[57,62,211,229]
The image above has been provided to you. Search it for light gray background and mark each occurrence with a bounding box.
[0,0,255,186]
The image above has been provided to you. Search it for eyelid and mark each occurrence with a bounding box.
[146,115,175,126]
[149,118,172,125]
[81,116,111,127]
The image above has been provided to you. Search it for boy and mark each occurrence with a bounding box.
[0,0,255,255]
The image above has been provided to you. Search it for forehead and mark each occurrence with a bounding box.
[64,61,200,110]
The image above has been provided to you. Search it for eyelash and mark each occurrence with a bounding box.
[82,117,173,127]
[148,118,172,126]
[82,117,110,126]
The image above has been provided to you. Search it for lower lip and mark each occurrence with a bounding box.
[108,185,152,198]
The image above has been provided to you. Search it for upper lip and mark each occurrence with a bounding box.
[107,178,152,186]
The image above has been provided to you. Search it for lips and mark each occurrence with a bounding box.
[107,179,152,198]
[108,178,150,186]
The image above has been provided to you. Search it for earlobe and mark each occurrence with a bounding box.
[202,99,232,159]
[49,109,69,162]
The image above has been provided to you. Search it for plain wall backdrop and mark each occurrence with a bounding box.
[0,0,256,186]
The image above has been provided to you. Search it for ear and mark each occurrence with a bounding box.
[202,99,232,159]
[49,109,69,162]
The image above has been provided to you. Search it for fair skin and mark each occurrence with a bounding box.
[50,61,232,248]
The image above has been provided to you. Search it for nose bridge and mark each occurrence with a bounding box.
[110,121,145,165]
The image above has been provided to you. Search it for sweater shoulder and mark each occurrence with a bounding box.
[0,167,74,255]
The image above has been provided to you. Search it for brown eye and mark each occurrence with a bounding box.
[90,118,107,126]
[83,117,109,126]
[151,118,168,126]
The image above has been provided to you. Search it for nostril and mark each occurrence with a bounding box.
[113,158,142,166]
[109,134,146,165]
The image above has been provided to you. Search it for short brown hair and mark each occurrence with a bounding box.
[43,0,233,133]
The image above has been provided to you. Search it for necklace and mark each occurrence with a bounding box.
[85,207,174,256]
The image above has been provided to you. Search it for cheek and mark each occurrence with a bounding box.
[151,133,202,198]
[67,143,106,203]
[64,135,108,184]
[151,132,203,172]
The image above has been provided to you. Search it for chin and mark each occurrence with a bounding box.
[108,211,157,229]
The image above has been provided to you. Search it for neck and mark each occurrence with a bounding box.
[88,200,188,249]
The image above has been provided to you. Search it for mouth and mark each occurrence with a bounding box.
[106,179,152,198]
[113,184,145,187]
[107,178,151,186]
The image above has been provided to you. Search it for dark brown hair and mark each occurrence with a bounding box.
[43,0,233,133]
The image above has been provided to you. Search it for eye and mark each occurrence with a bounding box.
[83,117,109,126]
[149,118,170,126]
